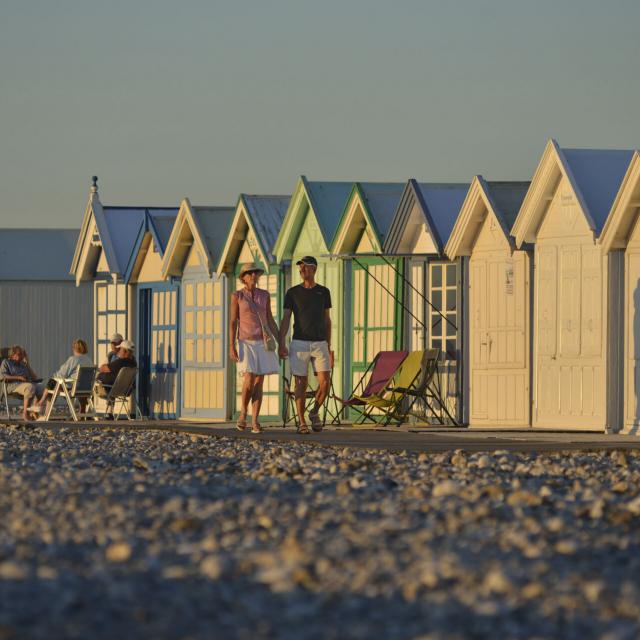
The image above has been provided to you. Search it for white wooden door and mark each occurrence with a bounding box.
[625,250,640,427]
[469,250,529,426]
[535,242,606,428]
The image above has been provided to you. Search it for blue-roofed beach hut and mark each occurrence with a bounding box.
[446,178,531,427]
[272,177,353,403]
[71,178,177,371]
[330,182,406,407]
[162,198,235,420]
[124,208,180,418]
[383,179,470,422]
[512,139,634,431]
[600,150,640,432]
[216,194,290,421]
[0,229,93,379]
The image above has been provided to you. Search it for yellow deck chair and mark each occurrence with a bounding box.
[356,351,425,425]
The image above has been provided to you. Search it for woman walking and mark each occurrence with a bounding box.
[229,262,281,433]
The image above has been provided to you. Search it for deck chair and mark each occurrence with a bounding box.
[355,351,426,426]
[336,350,408,422]
[43,365,98,421]
[96,367,142,420]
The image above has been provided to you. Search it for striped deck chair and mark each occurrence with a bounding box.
[356,350,426,426]
[337,350,408,422]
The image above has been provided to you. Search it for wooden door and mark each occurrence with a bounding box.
[625,250,640,427]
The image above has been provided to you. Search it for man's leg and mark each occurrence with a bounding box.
[294,375,309,428]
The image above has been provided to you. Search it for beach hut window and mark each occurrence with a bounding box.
[94,281,127,366]
[428,263,457,361]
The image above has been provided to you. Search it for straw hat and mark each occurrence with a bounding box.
[239,262,265,279]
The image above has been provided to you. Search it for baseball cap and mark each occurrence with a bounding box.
[296,256,318,267]
[109,333,124,344]
[119,340,135,352]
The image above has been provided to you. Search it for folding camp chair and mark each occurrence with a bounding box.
[42,365,98,422]
[336,350,408,422]
[96,367,142,420]
[282,350,341,428]
[355,351,426,426]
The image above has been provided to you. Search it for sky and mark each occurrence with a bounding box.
[1,0,639,228]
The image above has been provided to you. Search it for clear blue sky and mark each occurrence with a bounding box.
[1,0,638,228]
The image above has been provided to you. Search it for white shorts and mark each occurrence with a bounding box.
[237,340,279,376]
[289,340,331,377]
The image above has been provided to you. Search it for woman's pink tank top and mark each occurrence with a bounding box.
[234,288,270,341]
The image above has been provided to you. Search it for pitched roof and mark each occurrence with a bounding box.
[242,195,290,258]
[357,182,405,242]
[414,182,470,249]
[191,206,236,264]
[0,229,80,281]
[305,180,354,246]
[147,208,179,254]
[482,181,531,234]
[560,148,635,235]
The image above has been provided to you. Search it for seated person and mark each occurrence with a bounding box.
[36,339,93,416]
[105,333,124,365]
[0,345,43,421]
[96,340,137,397]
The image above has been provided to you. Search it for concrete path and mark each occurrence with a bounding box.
[12,419,640,453]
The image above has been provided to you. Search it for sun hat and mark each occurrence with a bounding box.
[118,340,135,352]
[109,333,124,344]
[296,256,318,267]
[239,262,265,279]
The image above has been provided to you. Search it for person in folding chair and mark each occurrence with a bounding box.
[34,338,92,418]
[278,256,332,434]
[96,340,137,419]
[0,345,43,421]
[229,262,281,434]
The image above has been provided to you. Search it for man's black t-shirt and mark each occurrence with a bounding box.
[283,284,331,341]
[98,356,137,386]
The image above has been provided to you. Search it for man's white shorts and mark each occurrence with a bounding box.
[289,340,331,377]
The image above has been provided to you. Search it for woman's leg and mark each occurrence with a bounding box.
[250,375,265,427]
[240,373,256,423]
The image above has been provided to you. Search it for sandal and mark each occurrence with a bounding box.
[309,408,323,432]
[297,423,311,435]
[236,415,247,431]
[251,422,263,434]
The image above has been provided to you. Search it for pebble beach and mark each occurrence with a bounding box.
[1,424,640,639]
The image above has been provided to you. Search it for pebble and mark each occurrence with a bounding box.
[0,424,638,639]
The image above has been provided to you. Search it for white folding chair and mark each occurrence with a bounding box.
[44,365,98,421]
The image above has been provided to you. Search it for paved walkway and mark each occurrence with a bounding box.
[12,419,640,453]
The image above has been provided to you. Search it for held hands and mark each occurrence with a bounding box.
[278,343,289,359]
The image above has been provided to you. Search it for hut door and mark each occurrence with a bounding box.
[625,251,640,426]
[469,251,529,425]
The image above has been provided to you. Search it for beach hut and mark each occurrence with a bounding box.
[445,178,531,427]
[0,229,93,377]
[216,194,290,421]
[124,208,180,418]
[330,182,405,399]
[598,150,640,432]
[161,198,235,420]
[383,180,469,421]
[272,177,353,400]
[70,177,176,368]
[512,140,634,431]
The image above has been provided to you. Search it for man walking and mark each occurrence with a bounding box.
[279,256,332,434]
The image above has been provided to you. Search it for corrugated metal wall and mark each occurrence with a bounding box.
[0,281,93,379]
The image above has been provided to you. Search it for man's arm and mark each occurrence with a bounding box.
[229,293,239,362]
[278,308,292,358]
[324,309,332,347]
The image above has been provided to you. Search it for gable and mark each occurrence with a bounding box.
[186,242,205,269]
[473,209,511,253]
[538,175,592,241]
[97,248,110,272]
[136,236,164,283]
[292,207,329,256]
[396,201,439,254]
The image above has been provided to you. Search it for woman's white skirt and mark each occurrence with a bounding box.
[237,339,279,375]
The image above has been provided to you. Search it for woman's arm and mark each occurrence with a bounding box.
[265,294,279,338]
[229,293,239,362]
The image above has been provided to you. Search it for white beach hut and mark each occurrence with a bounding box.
[512,140,634,431]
